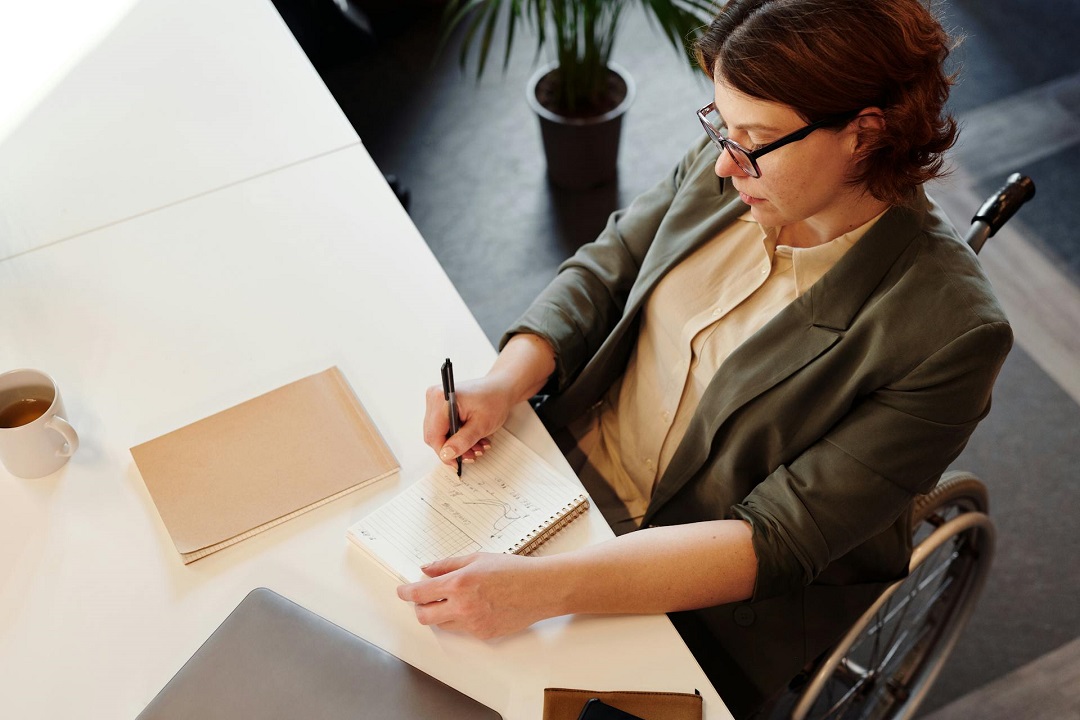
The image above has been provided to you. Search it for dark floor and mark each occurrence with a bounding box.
[948,0,1080,286]
[273,0,1080,715]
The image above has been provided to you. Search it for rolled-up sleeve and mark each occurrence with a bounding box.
[731,320,1013,600]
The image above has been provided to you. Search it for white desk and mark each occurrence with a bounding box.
[0,0,358,260]
[0,143,730,718]
[0,0,730,716]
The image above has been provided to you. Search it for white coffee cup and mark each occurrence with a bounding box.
[0,369,80,479]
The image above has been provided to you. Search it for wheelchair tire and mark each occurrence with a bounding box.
[788,471,996,720]
[912,471,989,528]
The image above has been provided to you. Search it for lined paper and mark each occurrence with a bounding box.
[347,428,588,583]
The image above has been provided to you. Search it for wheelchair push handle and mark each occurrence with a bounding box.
[973,172,1035,234]
[973,172,1035,235]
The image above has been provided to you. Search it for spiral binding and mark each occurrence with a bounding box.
[511,494,590,556]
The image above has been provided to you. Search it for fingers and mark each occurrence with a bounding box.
[412,598,451,627]
[396,555,473,605]
[393,576,453,627]
[396,553,540,640]
[424,379,503,466]
[424,383,480,465]
[405,597,475,636]
[449,436,494,466]
[396,584,485,637]
[422,554,475,577]
[423,385,451,454]
[439,424,491,465]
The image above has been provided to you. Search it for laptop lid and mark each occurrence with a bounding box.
[137,587,502,719]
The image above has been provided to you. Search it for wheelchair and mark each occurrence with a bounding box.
[766,173,1037,720]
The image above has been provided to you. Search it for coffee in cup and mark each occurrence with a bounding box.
[0,369,80,478]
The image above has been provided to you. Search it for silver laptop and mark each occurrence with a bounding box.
[137,587,502,719]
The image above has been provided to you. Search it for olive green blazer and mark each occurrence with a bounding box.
[503,137,1011,714]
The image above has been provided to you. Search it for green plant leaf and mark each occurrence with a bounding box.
[438,0,717,111]
[436,0,485,70]
[502,0,520,71]
[476,0,503,77]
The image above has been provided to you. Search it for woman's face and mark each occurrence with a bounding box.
[711,80,864,238]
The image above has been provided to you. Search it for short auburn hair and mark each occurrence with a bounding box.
[694,0,959,206]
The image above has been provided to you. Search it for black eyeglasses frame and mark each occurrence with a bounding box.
[696,102,861,178]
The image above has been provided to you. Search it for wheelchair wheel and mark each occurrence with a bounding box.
[789,471,995,720]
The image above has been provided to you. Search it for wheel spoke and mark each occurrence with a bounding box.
[847,560,930,669]
[795,491,991,720]
[877,560,929,661]
[835,657,869,683]
[864,539,967,690]
[820,672,872,719]
[825,533,972,717]
[846,593,893,666]
[875,574,956,678]
[864,537,965,645]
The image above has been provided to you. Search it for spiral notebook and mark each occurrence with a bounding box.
[347,428,588,582]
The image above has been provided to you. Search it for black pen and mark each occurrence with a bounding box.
[441,358,462,476]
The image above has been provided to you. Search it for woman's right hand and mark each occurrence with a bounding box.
[423,333,557,467]
[423,375,513,466]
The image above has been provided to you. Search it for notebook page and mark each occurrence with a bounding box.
[348,428,587,583]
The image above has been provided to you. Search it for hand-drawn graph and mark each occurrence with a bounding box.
[463,496,525,536]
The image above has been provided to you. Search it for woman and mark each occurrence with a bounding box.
[398,0,1012,715]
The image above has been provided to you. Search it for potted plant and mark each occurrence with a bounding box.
[441,0,715,190]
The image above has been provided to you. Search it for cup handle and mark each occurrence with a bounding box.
[46,416,80,458]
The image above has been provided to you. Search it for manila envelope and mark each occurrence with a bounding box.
[131,367,398,563]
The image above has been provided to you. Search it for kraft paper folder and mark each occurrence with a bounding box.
[131,367,399,563]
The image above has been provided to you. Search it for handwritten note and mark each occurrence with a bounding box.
[347,428,588,583]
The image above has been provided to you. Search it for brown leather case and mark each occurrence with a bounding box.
[543,687,703,720]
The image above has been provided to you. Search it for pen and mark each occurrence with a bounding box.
[441,358,462,476]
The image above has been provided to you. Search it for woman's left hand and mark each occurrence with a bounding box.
[395,521,758,640]
[396,553,557,640]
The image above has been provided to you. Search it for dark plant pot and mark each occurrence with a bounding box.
[526,62,636,191]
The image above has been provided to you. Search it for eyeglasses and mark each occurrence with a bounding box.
[696,102,859,178]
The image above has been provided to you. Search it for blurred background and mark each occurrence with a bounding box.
[270,0,1079,715]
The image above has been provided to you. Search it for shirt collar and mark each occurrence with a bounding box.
[739,208,889,295]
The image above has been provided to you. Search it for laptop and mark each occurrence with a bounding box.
[137,587,502,719]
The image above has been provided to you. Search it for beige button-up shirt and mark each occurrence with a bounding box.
[569,210,885,528]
